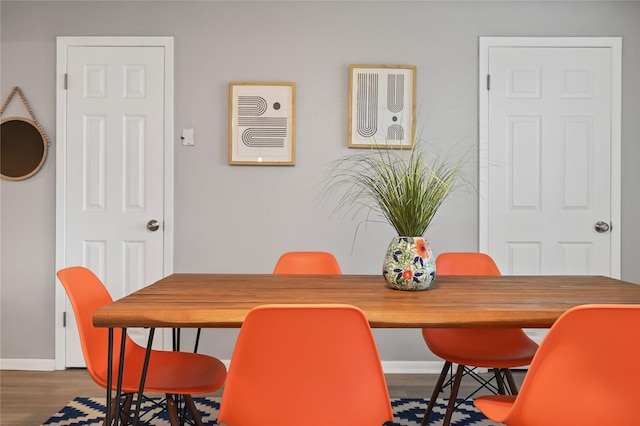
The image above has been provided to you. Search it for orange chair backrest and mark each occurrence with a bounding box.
[218,304,393,426]
[436,252,501,276]
[273,251,342,274]
[56,266,130,388]
[505,304,640,424]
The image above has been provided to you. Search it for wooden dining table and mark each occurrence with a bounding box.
[92,273,640,425]
[93,273,640,329]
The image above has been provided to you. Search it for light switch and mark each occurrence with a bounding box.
[182,128,194,146]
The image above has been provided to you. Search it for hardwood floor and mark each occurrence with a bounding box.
[0,368,525,425]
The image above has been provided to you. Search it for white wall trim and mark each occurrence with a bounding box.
[227,359,447,375]
[1,358,56,371]
[0,358,463,375]
[381,360,447,375]
[218,360,450,376]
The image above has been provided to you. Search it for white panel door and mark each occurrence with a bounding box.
[480,41,620,277]
[58,42,170,367]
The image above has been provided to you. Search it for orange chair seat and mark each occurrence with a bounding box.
[473,395,517,423]
[423,328,538,368]
[91,343,227,394]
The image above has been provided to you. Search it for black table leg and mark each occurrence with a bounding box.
[106,328,114,425]
[132,328,155,425]
[113,328,127,426]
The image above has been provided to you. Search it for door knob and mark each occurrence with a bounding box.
[594,221,610,233]
[147,220,160,232]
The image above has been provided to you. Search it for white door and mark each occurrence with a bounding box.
[479,38,621,278]
[56,37,174,368]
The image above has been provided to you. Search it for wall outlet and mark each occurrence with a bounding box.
[182,128,194,146]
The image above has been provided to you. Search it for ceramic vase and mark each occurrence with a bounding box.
[382,236,436,291]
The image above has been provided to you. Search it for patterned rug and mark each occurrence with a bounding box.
[42,396,496,425]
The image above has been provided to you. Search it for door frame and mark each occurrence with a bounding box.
[54,36,174,369]
[478,37,622,278]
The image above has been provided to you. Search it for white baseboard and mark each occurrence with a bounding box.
[217,360,446,375]
[1,358,56,371]
[381,360,446,374]
[524,328,549,345]
[1,358,445,375]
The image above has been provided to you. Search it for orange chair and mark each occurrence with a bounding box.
[273,251,342,274]
[218,304,393,426]
[474,304,640,425]
[421,252,539,426]
[57,266,227,425]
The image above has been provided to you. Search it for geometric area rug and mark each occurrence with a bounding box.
[42,396,496,425]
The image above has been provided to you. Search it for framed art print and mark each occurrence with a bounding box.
[229,82,296,165]
[348,65,416,149]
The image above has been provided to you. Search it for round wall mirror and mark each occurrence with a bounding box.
[1,117,49,180]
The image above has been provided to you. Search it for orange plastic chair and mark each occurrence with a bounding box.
[57,266,227,425]
[218,304,393,426]
[474,304,640,425]
[420,252,539,426]
[273,251,342,274]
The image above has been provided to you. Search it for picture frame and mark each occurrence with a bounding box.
[228,82,296,165]
[348,65,416,149]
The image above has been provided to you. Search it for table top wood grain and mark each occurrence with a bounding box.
[93,274,640,329]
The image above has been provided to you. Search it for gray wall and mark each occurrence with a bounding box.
[2,1,639,366]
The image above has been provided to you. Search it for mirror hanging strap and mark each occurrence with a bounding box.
[1,86,51,147]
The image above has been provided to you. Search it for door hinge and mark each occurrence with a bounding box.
[486,74,491,91]
[64,74,68,90]
[63,311,66,327]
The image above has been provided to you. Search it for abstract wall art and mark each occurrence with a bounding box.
[229,82,296,165]
[348,65,416,148]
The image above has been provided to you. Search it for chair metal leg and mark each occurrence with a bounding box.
[166,394,180,426]
[503,368,519,395]
[103,398,117,426]
[422,363,524,425]
[493,368,507,394]
[442,364,465,426]
[183,394,204,426]
[120,394,132,425]
[103,395,132,426]
[421,361,452,426]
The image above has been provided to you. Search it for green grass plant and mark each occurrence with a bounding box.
[324,140,468,237]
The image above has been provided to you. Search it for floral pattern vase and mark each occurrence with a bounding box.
[382,236,436,291]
